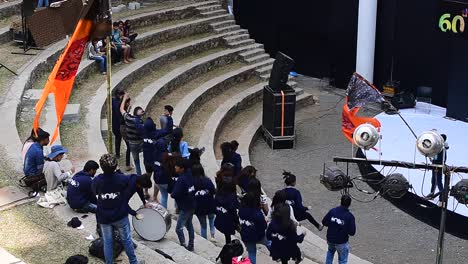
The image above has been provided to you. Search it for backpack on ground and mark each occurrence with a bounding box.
[88,233,124,260]
[19,174,47,197]
[216,239,244,264]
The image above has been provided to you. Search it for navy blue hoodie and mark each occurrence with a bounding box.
[266,220,304,261]
[67,170,97,210]
[170,171,195,211]
[142,118,171,166]
[221,152,242,176]
[92,171,133,224]
[322,206,356,244]
[283,186,309,221]
[238,207,267,243]
[214,193,239,235]
[194,176,216,216]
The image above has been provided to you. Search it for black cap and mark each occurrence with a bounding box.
[67,217,82,228]
[65,255,88,264]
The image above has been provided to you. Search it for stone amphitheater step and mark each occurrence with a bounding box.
[200,9,227,18]
[223,33,250,44]
[214,24,240,34]
[134,233,215,264]
[132,45,258,115]
[239,48,265,60]
[172,60,276,127]
[227,38,256,48]
[196,4,222,12]
[210,19,236,29]
[256,64,273,76]
[244,53,271,64]
[125,0,220,28]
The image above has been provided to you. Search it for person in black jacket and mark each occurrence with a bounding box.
[67,160,99,213]
[239,192,268,264]
[193,163,216,239]
[267,204,305,264]
[322,195,356,264]
[171,158,196,251]
[215,176,239,244]
[282,171,323,231]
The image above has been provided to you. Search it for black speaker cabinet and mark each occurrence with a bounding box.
[269,52,294,92]
[262,85,296,149]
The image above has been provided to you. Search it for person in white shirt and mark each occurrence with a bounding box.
[43,145,75,192]
[88,39,107,75]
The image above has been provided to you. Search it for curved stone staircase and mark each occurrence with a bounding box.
[4,1,373,263]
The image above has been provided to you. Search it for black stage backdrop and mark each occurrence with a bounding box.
[234,0,359,88]
[374,0,468,108]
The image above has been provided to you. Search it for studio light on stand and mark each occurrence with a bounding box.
[320,165,351,191]
[353,123,380,150]
[381,173,410,199]
[416,130,444,158]
[451,179,468,204]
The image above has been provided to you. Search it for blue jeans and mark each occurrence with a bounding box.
[37,0,49,7]
[90,56,107,73]
[176,208,195,248]
[326,242,349,264]
[129,142,142,175]
[158,184,168,208]
[100,217,138,264]
[197,213,215,239]
[244,237,268,264]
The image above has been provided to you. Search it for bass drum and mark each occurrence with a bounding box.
[132,202,171,241]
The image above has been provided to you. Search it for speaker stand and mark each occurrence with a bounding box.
[11,7,42,56]
[0,63,18,76]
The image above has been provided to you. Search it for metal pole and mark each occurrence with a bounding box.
[106,35,113,154]
[436,168,451,264]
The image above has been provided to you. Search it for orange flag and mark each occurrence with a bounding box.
[341,98,381,143]
[33,0,111,144]
[341,73,383,143]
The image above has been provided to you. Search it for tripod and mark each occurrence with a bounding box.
[0,63,17,76]
[11,2,42,55]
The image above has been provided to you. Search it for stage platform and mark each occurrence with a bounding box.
[365,102,468,217]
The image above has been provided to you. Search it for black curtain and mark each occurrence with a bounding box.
[235,0,358,88]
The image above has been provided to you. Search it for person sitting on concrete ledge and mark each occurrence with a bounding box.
[88,39,107,75]
[23,129,50,177]
[22,127,46,162]
[43,145,75,192]
[67,160,100,213]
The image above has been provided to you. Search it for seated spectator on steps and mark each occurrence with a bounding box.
[22,127,46,162]
[24,129,50,177]
[112,22,132,64]
[88,39,107,75]
[67,160,100,213]
[43,145,75,192]
[124,20,138,42]
[37,0,49,8]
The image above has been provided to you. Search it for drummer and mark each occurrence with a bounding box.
[126,173,153,219]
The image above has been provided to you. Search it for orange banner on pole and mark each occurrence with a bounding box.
[33,19,94,144]
[341,98,381,143]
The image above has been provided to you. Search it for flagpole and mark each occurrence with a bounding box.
[106,1,113,154]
